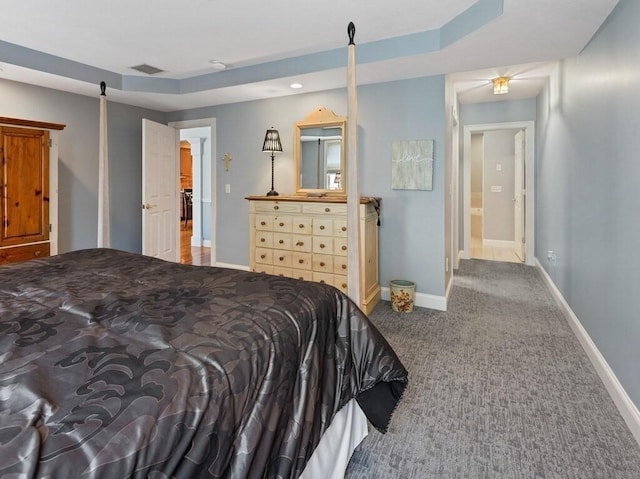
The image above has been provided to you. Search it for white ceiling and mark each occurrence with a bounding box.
[0,0,618,111]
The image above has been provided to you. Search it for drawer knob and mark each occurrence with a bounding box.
[260,254,266,259]
[34,250,41,257]
[299,224,305,228]
[296,241,304,247]
[342,264,347,270]
[341,245,347,251]
[274,205,279,210]
[320,280,326,284]
[320,262,325,267]
[342,283,347,288]
[279,256,285,261]
[298,259,304,264]
[341,226,347,232]
[325,207,330,212]
[279,222,284,227]
[260,238,266,242]
[320,244,326,249]
[279,240,284,244]
[319,225,325,230]
[261,221,266,226]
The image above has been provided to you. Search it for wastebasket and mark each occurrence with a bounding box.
[389,280,416,313]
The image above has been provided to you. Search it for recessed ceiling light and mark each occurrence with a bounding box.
[209,60,227,71]
[290,82,303,89]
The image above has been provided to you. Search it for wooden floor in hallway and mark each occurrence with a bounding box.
[180,225,211,266]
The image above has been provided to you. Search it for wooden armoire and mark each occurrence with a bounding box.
[0,117,65,264]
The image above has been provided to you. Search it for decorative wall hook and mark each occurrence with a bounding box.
[222,153,233,171]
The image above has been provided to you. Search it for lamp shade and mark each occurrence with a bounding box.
[262,129,282,153]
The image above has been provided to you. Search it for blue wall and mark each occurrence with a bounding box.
[0,73,448,299]
[0,78,166,253]
[536,0,640,407]
[168,75,448,296]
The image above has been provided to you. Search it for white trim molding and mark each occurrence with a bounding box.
[536,258,640,446]
[381,287,447,312]
[463,121,535,266]
[483,239,516,249]
[214,261,250,271]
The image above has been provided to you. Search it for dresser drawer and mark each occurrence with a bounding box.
[313,237,334,254]
[334,275,348,293]
[253,265,274,275]
[334,220,348,237]
[255,215,274,231]
[273,250,293,267]
[313,254,334,273]
[303,203,347,215]
[255,248,273,264]
[254,202,302,213]
[0,243,50,264]
[292,218,312,234]
[291,269,313,281]
[273,266,293,277]
[292,235,312,252]
[273,216,293,233]
[292,252,312,270]
[333,257,348,274]
[255,231,273,248]
[334,238,348,256]
[313,272,335,287]
[273,233,292,249]
[313,218,334,236]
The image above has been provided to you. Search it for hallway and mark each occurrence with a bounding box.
[180,226,210,266]
[470,203,522,264]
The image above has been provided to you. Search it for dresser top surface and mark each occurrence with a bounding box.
[245,195,380,205]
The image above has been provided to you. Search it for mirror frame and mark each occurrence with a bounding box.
[294,106,347,197]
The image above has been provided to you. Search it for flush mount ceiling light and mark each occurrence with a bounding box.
[209,60,227,71]
[492,76,510,95]
[290,82,303,89]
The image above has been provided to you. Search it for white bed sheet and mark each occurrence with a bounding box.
[299,399,369,479]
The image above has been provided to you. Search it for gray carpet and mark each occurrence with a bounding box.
[345,259,640,479]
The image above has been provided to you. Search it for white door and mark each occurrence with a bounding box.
[142,119,179,261]
[513,129,525,262]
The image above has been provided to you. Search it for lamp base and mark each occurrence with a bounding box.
[266,189,279,196]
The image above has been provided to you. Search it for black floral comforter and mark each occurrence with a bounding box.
[0,249,407,478]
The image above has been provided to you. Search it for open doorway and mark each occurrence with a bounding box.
[178,139,208,265]
[462,121,535,265]
[169,119,216,266]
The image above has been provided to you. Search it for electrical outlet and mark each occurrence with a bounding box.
[225,184,231,194]
[547,250,557,265]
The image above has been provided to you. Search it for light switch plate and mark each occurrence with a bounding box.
[491,185,502,193]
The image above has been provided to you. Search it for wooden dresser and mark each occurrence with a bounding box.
[246,196,380,314]
[0,117,65,265]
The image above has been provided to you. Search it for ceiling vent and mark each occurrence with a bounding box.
[130,64,165,75]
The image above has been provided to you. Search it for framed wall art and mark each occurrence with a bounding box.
[391,139,434,191]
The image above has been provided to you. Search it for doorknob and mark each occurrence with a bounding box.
[141,203,155,209]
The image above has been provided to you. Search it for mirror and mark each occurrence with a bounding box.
[294,107,347,196]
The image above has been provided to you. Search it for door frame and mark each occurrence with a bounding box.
[169,118,217,266]
[462,121,535,266]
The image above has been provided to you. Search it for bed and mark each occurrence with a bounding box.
[0,248,407,478]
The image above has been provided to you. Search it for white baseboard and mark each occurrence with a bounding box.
[483,239,515,249]
[214,261,250,271]
[535,258,640,446]
[381,287,447,311]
